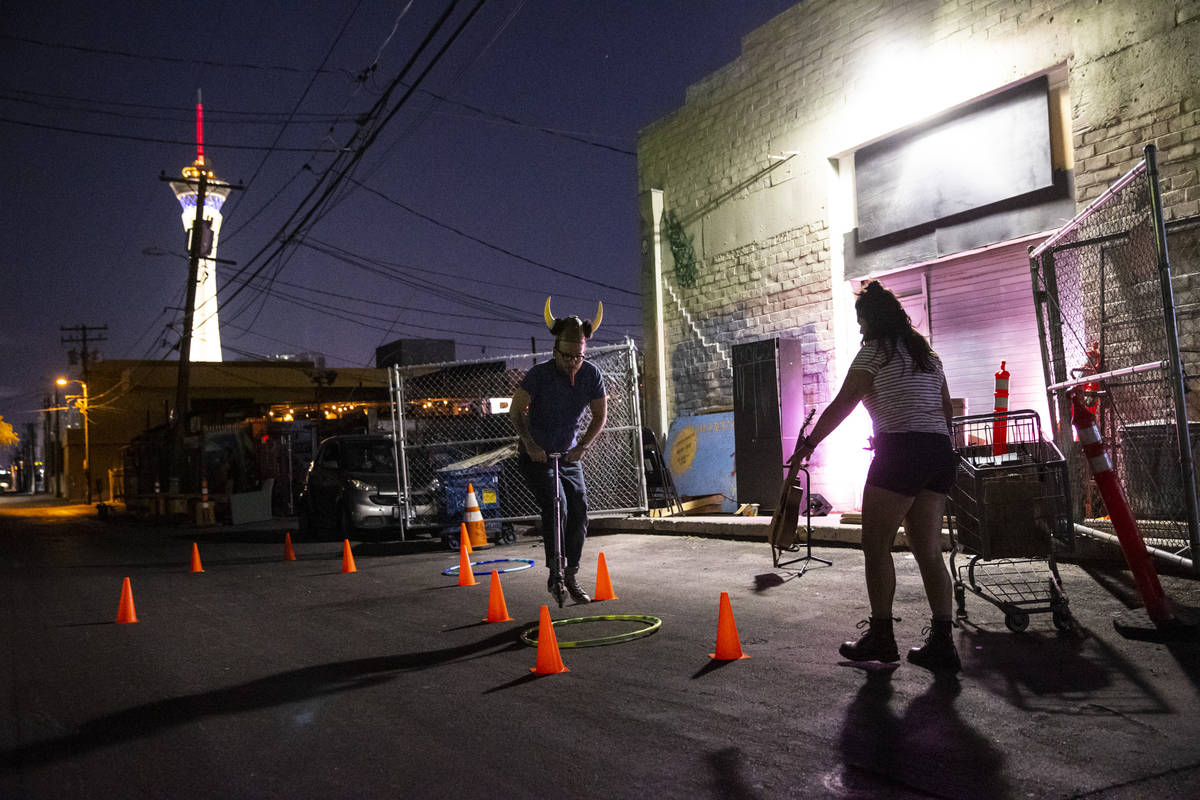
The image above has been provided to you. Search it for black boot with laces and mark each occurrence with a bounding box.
[907,617,961,673]
[839,616,899,662]
[564,570,590,604]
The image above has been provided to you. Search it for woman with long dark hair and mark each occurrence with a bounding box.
[791,281,960,673]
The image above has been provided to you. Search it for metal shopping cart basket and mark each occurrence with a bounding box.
[946,410,1076,633]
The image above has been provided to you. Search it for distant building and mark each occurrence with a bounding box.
[376,338,456,369]
[55,359,391,504]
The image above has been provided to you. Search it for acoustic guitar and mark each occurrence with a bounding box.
[768,409,815,558]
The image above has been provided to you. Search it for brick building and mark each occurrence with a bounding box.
[638,0,1200,511]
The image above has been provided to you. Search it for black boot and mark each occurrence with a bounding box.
[839,617,899,662]
[907,618,961,673]
[564,569,590,604]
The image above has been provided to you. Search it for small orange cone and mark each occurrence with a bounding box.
[189,542,204,573]
[593,551,618,601]
[341,539,357,573]
[483,570,514,622]
[463,483,489,548]
[529,605,569,674]
[459,522,473,554]
[284,532,297,562]
[709,591,749,660]
[457,537,478,586]
[116,577,138,624]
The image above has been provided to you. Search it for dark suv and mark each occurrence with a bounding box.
[298,435,404,535]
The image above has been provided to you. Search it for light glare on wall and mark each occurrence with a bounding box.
[855,42,992,139]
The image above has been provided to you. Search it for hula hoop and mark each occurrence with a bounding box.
[442,557,535,577]
[518,614,662,648]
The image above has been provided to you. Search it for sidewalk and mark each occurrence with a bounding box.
[591,510,1128,563]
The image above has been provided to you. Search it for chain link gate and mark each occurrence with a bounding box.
[1029,145,1199,573]
[386,340,647,538]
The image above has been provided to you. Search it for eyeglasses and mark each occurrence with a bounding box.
[554,348,585,363]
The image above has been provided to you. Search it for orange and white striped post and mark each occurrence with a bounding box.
[992,361,1010,456]
[1070,391,1174,625]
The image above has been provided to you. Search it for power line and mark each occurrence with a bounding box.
[0,88,358,124]
[346,176,638,296]
[0,116,343,152]
[187,0,487,342]
[301,235,641,312]
[0,33,345,76]
[216,0,488,315]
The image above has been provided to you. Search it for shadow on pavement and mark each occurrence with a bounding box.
[0,628,524,771]
[838,670,1008,798]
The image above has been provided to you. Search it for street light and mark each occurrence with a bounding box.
[56,378,90,505]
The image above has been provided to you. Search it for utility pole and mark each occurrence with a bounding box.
[60,324,108,386]
[60,324,105,501]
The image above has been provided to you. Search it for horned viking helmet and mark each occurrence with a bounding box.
[544,297,602,340]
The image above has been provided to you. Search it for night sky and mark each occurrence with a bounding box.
[1,0,797,439]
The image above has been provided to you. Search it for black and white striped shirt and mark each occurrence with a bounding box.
[850,339,949,437]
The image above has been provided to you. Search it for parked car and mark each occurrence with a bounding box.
[297,435,405,535]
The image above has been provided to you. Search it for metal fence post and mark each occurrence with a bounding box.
[1145,145,1200,573]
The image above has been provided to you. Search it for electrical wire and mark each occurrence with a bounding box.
[212,0,489,333]
[0,33,344,76]
[346,175,638,296]
[300,235,641,311]
[0,116,342,151]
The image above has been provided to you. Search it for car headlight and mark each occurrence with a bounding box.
[348,478,377,492]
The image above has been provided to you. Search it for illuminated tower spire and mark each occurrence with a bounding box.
[168,90,230,362]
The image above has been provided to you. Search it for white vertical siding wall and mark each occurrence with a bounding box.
[873,240,1050,427]
[928,241,1050,426]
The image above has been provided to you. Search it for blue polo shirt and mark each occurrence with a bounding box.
[519,358,606,454]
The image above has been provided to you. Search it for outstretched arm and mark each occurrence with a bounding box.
[789,368,873,463]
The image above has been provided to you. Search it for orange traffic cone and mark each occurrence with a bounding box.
[709,591,749,660]
[483,570,514,622]
[341,539,357,573]
[593,551,618,601]
[463,483,489,548]
[190,542,204,573]
[459,522,473,554]
[457,537,477,586]
[116,577,138,624]
[529,605,569,674]
[284,532,297,562]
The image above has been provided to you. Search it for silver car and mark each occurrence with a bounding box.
[297,435,404,535]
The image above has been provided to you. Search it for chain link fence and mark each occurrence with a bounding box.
[1030,145,1199,572]
[388,340,647,533]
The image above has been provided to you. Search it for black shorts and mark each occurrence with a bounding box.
[866,432,956,496]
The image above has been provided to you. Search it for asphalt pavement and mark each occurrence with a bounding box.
[2,495,1200,799]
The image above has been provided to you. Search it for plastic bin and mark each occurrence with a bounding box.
[437,464,501,522]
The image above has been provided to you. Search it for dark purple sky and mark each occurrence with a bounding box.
[1,0,797,436]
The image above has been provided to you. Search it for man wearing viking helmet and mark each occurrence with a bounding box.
[509,298,608,604]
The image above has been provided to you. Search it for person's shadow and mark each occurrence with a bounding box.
[838,671,1009,799]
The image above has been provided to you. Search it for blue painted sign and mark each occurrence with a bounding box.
[665,411,737,510]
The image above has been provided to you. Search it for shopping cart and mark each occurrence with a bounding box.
[946,410,1076,633]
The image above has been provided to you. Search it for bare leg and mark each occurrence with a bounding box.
[859,484,915,618]
[903,489,953,619]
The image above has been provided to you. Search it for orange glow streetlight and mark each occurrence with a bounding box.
[56,378,90,504]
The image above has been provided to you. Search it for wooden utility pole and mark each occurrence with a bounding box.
[60,324,108,385]
[174,170,208,438]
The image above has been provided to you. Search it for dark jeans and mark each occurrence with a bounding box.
[518,452,588,573]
